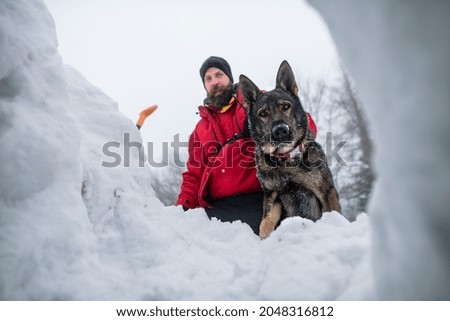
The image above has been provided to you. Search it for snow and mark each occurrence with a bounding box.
[0,0,375,300]
[310,0,450,300]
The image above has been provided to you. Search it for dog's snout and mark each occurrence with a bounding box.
[272,123,290,141]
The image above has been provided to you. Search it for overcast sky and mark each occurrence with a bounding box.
[43,0,339,154]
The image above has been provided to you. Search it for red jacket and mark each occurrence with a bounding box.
[176,89,317,209]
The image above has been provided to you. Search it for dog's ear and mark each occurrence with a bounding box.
[276,60,299,97]
[239,74,260,112]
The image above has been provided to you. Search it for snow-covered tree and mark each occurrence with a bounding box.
[148,146,186,206]
[300,65,374,220]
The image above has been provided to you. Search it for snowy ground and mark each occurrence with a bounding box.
[1,0,448,301]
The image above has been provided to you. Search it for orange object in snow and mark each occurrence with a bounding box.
[136,105,158,129]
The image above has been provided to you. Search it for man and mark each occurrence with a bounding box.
[176,56,263,234]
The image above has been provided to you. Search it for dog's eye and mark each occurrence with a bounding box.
[281,103,291,111]
[258,110,268,118]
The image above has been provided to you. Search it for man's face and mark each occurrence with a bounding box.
[204,67,231,97]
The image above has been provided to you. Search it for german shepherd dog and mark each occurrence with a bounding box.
[239,61,341,239]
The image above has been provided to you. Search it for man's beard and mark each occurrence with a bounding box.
[207,83,234,108]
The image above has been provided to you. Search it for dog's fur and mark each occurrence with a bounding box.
[239,61,341,239]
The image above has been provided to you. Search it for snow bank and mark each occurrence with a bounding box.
[0,0,94,299]
[310,0,450,300]
[0,0,372,300]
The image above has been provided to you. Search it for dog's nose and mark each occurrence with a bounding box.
[272,123,290,141]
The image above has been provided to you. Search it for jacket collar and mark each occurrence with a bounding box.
[219,96,236,113]
[199,96,237,117]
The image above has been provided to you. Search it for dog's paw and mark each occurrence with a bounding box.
[259,231,271,240]
[259,201,282,240]
[259,219,275,240]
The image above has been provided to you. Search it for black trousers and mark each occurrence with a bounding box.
[205,192,264,235]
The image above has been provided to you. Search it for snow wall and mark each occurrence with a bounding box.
[309,0,450,300]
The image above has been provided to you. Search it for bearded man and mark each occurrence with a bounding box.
[176,56,264,234]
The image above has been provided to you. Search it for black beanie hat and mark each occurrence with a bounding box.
[199,56,234,85]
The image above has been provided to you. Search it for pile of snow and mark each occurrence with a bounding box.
[310,0,450,300]
[0,0,373,300]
